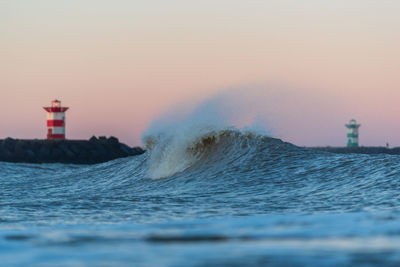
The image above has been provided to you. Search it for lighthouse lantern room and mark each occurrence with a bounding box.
[43,100,69,140]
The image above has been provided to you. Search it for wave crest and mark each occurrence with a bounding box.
[142,127,273,179]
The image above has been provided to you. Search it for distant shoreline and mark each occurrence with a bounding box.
[309,146,400,155]
[0,136,145,164]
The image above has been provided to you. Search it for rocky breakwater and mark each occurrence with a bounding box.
[310,146,400,155]
[0,136,145,164]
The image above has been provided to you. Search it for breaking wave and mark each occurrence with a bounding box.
[142,126,296,179]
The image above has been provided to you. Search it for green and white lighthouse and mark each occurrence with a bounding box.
[345,119,361,147]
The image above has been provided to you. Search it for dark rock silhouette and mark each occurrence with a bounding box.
[0,136,145,164]
[310,146,400,155]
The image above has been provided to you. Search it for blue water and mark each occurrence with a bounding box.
[1,129,400,266]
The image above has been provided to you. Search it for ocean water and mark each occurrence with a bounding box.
[1,129,400,266]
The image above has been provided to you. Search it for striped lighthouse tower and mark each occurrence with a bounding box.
[345,119,361,147]
[43,100,69,140]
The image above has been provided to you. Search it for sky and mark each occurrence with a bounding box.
[1,0,400,146]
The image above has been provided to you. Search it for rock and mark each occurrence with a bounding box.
[57,142,69,153]
[3,138,16,152]
[69,144,81,155]
[1,149,13,161]
[92,143,107,158]
[25,150,36,161]
[108,136,119,144]
[119,143,133,155]
[311,147,400,155]
[132,147,145,155]
[0,138,145,164]
[51,148,64,160]
[14,141,27,159]
[38,146,51,159]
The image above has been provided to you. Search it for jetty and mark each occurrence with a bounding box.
[0,136,144,164]
[310,146,400,155]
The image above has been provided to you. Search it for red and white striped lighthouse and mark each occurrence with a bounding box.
[43,100,69,140]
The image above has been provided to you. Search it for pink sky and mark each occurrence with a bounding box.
[1,1,400,146]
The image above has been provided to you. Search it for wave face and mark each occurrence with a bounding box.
[143,128,287,179]
[2,128,400,265]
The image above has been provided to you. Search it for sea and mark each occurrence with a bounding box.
[1,128,400,266]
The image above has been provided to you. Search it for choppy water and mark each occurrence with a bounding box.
[1,129,400,266]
